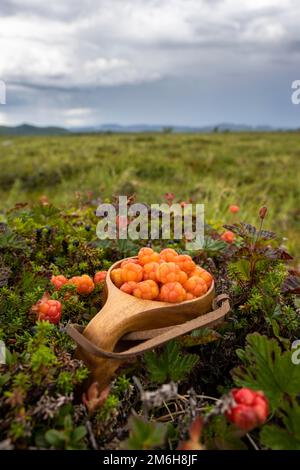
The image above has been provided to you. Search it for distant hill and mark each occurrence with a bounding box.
[0,122,291,136]
[0,124,69,136]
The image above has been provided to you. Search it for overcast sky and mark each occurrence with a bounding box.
[0,0,300,128]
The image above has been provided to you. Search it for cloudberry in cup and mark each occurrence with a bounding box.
[94,271,107,284]
[133,280,159,300]
[185,292,196,301]
[121,258,140,268]
[160,248,178,262]
[160,282,186,303]
[184,276,207,297]
[157,262,183,284]
[121,263,143,283]
[138,247,160,265]
[226,388,269,432]
[175,254,196,274]
[221,230,235,243]
[191,266,213,288]
[36,299,62,324]
[143,262,159,282]
[69,275,95,295]
[51,275,68,290]
[120,281,137,294]
[111,268,123,287]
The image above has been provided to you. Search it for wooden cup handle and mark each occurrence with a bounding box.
[66,294,230,360]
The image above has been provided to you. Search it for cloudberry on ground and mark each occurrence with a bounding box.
[175,254,196,274]
[160,282,186,303]
[226,388,269,432]
[121,263,143,283]
[160,248,178,262]
[133,280,159,300]
[138,247,160,265]
[110,268,123,287]
[120,281,138,294]
[157,262,184,284]
[191,266,213,288]
[51,275,68,290]
[121,258,140,268]
[69,274,95,295]
[221,230,235,243]
[143,262,159,282]
[94,271,107,284]
[184,276,207,297]
[36,299,62,324]
[229,204,240,213]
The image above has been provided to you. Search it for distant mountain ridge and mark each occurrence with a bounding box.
[0,122,292,136]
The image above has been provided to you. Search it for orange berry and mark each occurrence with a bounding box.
[157,262,183,284]
[110,268,123,287]
[185,292,196,301]
[160,248,178,262]
[94,271,107,284]
[143,262,159,282]
[160,282,186,303]
[175,254,196,274]
[179,270,188,285]
[191,266,213,288]
[221,230,235,243]
[120,281,137,294]
[229,204,240,214]
[121,263,143,283]
[37,299,62,324]
[133,280,159,300]
[121,258,140,268]
[138,247,160,265]
[69,275,95,295]
[184,276,207,298]
[51,275,68,290]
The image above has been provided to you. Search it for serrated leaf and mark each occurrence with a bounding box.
[122,415,167,450]
[144,340,199,384]
[260,399,300,450]
[232,333,300,409]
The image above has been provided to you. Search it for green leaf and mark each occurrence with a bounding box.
[122,415,167,450]
[233,333,300,409]
[45,429,65,448]
[260,399,300,450]
[72,426,87,443]
[144,340,199,384]
[178,328,221,348]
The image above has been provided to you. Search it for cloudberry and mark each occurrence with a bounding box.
[133,280,159,300]
[120,281,137,294]
[184,276,207,297]
[185,292,196,301]
[51,275,68,290]
[160,248,178,262]
[157,262,183,284]
[191,267,213,288]
[229,204,240,214]
[110,268,123,287]
[37,299,62,324]
[94,271,107,284]
[138,247,160,265]
[226,388,269,431]
[143,262,159,282]
[69,275,95,295]
[160,282,186,303]
[121,258,140,268]
[121,263,143,283]
[221,230,235,243]
[175,254,196,274]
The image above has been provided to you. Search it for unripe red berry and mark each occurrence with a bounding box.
[36,299,62,324]
[51,275,68,290]
[94,271,107,284]
[226,388,269,431]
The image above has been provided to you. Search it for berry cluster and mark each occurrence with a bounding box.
[226,388,269,431]
[51,270,107,295]
[111,247,213,303]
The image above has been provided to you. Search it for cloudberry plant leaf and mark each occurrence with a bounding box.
[122,415,167,450]
[233,333,300,409]
[144,340,199,384]
[260,398,300,450]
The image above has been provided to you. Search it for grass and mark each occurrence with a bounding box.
[0,131,299,257]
